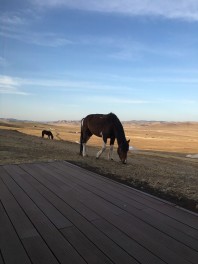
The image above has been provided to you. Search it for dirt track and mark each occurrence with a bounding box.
[0,128,198,212]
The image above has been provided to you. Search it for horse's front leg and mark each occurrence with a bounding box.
[108,137,115,160]
[96,139,107,159]
[108,145,114,160]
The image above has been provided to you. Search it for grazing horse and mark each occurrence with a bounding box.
[80,113,130,164]
[42,130,53,139]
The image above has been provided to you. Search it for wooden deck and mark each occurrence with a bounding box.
[0,161,197,264]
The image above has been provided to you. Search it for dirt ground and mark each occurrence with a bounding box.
[0,121,198,212]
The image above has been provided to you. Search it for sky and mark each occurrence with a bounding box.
[0,0,198,121]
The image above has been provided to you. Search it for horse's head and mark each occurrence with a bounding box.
[117,140,130,164]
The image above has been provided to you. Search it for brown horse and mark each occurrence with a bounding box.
[80,113,130,164]
[42,130,54,139]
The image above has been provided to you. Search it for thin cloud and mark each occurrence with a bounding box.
[1,75,197,95]
[107,98,153,104]
[85,96,196,105]
[0,57,8,66]
[98,73,198,84]
[0,75,138,95]
[84,95,154,104]
[0,14,26,25]
[21,77,131,91]
[0,75,20,86]
[160,99,196,104]
[33,0,198,21]
[0,27,73,47]
[0,75,30,95]
[0,86,29,95]
[0,12,73,48]
[28,33,73,47]
[75,35,187,61]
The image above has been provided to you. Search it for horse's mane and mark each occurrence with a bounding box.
[107,113,126,143]
[107,113,123,128]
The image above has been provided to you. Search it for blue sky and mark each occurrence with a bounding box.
[0,0,198,121]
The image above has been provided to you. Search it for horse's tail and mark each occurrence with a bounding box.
[42,130,44,138]
[51,132,54,140]
[80,118,84,155]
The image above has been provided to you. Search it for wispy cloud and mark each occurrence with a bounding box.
[0,75,125,94]
[0,75,30,95]
[33,0,198,21]
[74,35,187,61]
[27,32,73,47]
[162,99,196,104]
[0,26,73,47]
[95,97,153,104]
[0,14,26,25]
[82,95,196,106]
[1,74,198,96]
[0,57,8,66]
[0,12,73,48]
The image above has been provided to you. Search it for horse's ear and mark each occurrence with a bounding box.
[127,139,130,143]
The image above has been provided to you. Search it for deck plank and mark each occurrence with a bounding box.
[43,162,198,248]
[61,226,113,264]
[42,162,198,263]
[0,170,61,264]
[0,166,86,264]
[21,162,197,264]
[3,165,73,230]
[0,202,31,264]
[50,161,198,239]
[0,161,197,264]
[51,161,198,228]
[0,252,4,264]
[19,163,139,264]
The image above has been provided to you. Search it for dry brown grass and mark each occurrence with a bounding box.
[4,120,197,154]
[0,120,198,212]
[124,122,198,153]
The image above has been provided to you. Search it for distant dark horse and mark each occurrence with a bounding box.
[42,130,53,139]
[80,113,130,164]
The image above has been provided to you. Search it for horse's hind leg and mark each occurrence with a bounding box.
[80,130,92,157]
[80,141,87,157]
[80,139,83,155]
[82,137,91,157]
[82,143,87,157]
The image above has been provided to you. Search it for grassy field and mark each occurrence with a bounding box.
[0,119,198,212]
[2,119,197,153]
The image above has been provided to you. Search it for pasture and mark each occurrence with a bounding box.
[0,119,198,212]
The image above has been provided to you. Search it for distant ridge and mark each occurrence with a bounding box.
[0,118,197,125]
[0,118,57,124]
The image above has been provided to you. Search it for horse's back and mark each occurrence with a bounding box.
[85,113,117,125]
[82,113,115,137]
